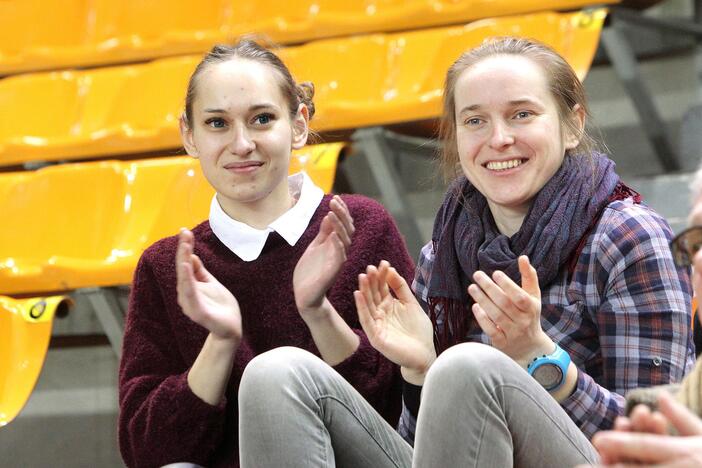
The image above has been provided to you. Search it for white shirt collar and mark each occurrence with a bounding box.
[209,172,324,262]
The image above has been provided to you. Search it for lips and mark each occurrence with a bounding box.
[224,161,264,170]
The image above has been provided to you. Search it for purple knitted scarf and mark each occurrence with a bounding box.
[427,153,635,351]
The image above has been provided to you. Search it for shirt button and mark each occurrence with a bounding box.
[652,356,663,366]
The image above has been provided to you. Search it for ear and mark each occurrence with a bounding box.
[180,115,199,158]
[291,104,310,150]
[564,104,586,150]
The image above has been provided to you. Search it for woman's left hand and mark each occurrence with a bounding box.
[468,255,554,365]
[293,195,354,322]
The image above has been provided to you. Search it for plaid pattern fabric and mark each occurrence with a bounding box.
[399,199,695,444]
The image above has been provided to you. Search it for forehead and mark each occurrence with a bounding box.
[454,54,552,107]
[193,58,286,109]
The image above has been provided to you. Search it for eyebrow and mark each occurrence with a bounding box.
[458,98,542,114]
[203,103,279,113]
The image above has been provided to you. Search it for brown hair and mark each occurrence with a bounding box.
[438,36,599,181]
[182,40,315,128]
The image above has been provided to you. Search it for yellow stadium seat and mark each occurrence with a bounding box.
[0,9,606,166]
[0,1,617,74]
[0,143,343,295]
[0,295,71,426]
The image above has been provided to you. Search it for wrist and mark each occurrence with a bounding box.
[298,297,334,324]
[401,355,436,386]
[208,332,240,352]
[516,335,556,369]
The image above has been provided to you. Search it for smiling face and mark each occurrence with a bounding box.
[454,54,582,222]
[180,58,308,219]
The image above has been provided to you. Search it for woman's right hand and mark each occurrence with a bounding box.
[176,229,242,344]
[354,260,436,385]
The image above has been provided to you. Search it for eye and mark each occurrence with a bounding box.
[464,117,483,126]
[253,113,274,125]
[205,117,226,129]
[514,110,533,119]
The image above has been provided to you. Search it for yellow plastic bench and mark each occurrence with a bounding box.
[0,143,343,296]
[0,295,71,426]
[0,9,606,166]
[0,1,618,75]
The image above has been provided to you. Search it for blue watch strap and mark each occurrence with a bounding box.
[527,343,571,392]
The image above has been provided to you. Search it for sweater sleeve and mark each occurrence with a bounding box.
[118,253,227,468]
[330,197,416,424]
[561,204,695,438]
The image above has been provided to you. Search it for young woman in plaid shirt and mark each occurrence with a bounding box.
[237,37,695,467]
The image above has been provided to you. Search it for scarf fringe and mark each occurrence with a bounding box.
[428,296,472,353]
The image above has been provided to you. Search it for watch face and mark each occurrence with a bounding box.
[533,364,563,391]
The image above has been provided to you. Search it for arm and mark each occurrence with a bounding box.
[297,195,416,422]
[294,195,360,365]
[119,256,225,467]
[118,230,242,467]
[562,205,694,438]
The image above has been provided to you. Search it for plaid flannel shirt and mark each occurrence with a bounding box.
[398,199,696,443]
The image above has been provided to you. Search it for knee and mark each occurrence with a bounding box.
[425,343,512,389]
[241,346,318,387]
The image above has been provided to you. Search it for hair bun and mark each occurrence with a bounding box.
[296,81,316,119]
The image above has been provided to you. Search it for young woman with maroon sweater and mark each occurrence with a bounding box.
[117,41,414,468]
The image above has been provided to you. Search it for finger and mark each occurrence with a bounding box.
[191,253,215,283]
[467,282,513,327]
[518,256,541,300]
[613,416,633,432]
[471,271,516,324]
[315,213,334,244]
[176,229,194,271]
[377,260,391,299]
[327,210,352,247]
[629,404,655,433]
[591,431,691,464]
[471,302,504,340]
[329,232,347,263]
[359,273,382,319]
[177,261,198,314]
[648,410,671,436]
[658,391,702,436]
[330,196,355,238]
[354,290,378,338]
[176,233,194,291]
[385,264,415,303]
[491,270,536,313]
[366,265,382,306]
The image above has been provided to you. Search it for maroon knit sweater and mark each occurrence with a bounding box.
[118,194,415,468]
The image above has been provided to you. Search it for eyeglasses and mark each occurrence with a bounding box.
[670,226,702,267]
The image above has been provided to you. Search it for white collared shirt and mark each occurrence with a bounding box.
[209,172,325,261]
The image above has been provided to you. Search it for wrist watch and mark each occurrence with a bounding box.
[527,343,571,392]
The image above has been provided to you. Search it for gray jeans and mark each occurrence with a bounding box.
[238,343,599,468]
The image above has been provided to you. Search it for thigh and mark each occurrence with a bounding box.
[413,343,598,468]
[239,347,412,468]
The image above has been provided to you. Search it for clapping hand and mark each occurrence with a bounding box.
[293,195,354,322]
[176,229,242,343]
[468,255,554,365]
[354,260,436,385]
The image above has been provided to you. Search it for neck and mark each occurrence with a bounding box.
[217,181,295,230]
[487,201,530,237]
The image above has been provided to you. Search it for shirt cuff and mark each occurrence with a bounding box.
[402,379,422,418]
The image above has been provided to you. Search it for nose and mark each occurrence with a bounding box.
[488,120,515,149]
[227,124,255,156]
